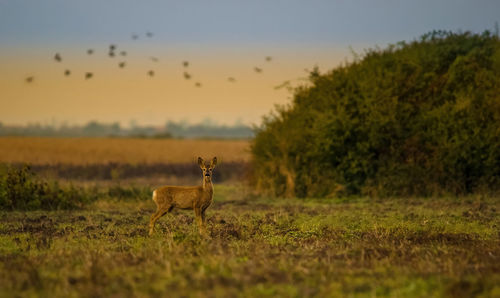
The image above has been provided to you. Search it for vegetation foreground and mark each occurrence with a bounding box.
[0,185,498,297]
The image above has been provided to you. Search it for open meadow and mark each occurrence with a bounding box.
[0,137,499,297]
[0,186,499,297]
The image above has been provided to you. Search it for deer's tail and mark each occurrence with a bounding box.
[152,190,158,206]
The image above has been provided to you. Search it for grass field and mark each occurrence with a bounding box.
[0,137,250,165]
[0,185,498,297]
[0,137,498,297]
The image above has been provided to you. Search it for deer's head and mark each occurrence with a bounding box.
[198,157,217,183]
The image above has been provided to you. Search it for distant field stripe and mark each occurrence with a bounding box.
[0,137,250,165]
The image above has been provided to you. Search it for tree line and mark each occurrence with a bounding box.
[0,120,253,139]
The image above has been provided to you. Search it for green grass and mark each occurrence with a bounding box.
[0,185,499,297]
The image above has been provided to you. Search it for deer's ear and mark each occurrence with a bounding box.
[198,157,204,167]
[211,157,217,167]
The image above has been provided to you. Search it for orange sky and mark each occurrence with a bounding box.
[0,44,349,127]
[1,0,497,127]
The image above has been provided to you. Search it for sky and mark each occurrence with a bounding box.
[0,0,499,127]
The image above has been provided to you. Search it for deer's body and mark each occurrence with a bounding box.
[152,185,213,210]
[148,157,217,236]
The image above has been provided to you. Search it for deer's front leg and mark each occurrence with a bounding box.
[195,207,204,235]
[201,209,209,233]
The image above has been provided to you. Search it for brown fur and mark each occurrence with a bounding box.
[148,157,217,236]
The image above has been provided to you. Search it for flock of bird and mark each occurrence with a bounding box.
[24,32,274,88]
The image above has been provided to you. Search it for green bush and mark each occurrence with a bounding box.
[0,165,98,210]
[251,30,500,197]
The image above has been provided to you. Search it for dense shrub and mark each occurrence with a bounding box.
[0,165,98,210]
[251,30,500,197]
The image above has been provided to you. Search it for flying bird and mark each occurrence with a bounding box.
[227,77,236,82]
[183,61,189,67]
[265,56,272,62]
[150,57,159,62]
[148,70,155,77]
[254,67,262,73]
[183,72,191,80]
[108,51,115,58]
[109,44,116,51]
[131,34,138,40]
[54,53,62,62]
[64,70,71,76]
[274,80,291,90]
[195,82,202,87]
[87,49,94,55]
[85,72,93,80]
[146,32,153,38]
[118,62,126,68]
[25,76,34,83]
[120,51,127,56]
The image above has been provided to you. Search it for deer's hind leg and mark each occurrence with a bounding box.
[149,205,173,236]
[148,191,173,236]
[148,209,161,236]
[149,191,160,235]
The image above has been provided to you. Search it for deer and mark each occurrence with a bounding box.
[148,157,217,236]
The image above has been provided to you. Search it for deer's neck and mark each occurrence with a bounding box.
[202,179,213,194]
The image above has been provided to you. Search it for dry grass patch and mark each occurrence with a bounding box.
[0,137,250,165]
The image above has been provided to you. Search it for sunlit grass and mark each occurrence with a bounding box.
[0,188,498,297]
